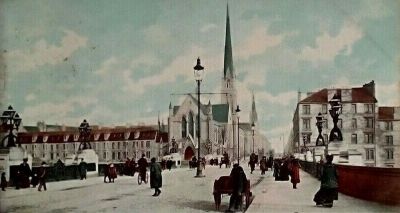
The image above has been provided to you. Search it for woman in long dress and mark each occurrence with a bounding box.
[150,157,162,196]
[313,154,338,207]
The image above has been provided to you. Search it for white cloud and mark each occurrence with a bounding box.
[25,93,36,102]
[300,21,363,65]
[376,81,400,106]
[21,96,98,125]
[143,25,171,44]
[236,25,284,60]
[95,57,119,77]
[4,30,87,72]
[200,23,217,33]
[257,90,298,107]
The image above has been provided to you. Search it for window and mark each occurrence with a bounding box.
[103,143,106,149]
[117,152,120,160]
[366,149,375,160]
[386,135,393,145]
[51,145,54,151]
[56,144,58,149]
[118,142,120,149]
[112,152,115,160]
[141,141,144,148]
[51,153,54,160]
[364,133,374,144]
[112,143,115,149]
[351,104,357,114]
[351,134,357,144]
[63,144,66,149]
[181,116,187,137]
[385,149,394,160]
[323,119,328,129]
[322,104,327,114]
[302,105,310,115]
[338,119,343,129]
[146,141,150,148]
[352,118,357,129]
[364,104,373,113]
[188,112,194,137]
[302,134,311,144]
[146,151,151,158]
[365,118,374,128]
[302,118,311,130]
[103,152,106,159]
[385,122,393,131]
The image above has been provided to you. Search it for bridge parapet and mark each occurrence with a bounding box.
[300,161,400,205]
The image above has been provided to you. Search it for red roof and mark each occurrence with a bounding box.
[351,88,377,103]
[300,89,327,103]
[378,107,394,120]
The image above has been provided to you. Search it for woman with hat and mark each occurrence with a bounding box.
[313,154,338,207]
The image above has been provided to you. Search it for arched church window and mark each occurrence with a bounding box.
[189,112,194,137]
[181,116,187,138]
[227,80,230,88]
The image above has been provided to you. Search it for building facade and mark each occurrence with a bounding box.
[376,107,400,167]
[17,126,168,165]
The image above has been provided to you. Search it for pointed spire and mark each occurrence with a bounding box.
[250,92,258,125]
[158,111,161,132]
[224,2,234,79]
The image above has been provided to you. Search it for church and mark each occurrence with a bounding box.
[167,6,270,161]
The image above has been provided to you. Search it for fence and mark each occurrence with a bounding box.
[300,161,400,205]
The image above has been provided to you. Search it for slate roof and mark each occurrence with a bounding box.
[299,87,376,104]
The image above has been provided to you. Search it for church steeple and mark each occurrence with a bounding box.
[250,92,258,125]
[223,3,234,79]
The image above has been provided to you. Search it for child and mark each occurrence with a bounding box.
[1,172,7,191]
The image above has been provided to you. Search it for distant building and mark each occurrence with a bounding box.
[17,125,168,165]
[376,107,400,167]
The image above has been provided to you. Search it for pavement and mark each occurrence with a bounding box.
[0,165,399,213]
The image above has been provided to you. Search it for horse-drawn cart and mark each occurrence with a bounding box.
[212,176,252,210]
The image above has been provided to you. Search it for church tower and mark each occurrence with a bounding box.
[249,92,258,126]
[220,4,237,112]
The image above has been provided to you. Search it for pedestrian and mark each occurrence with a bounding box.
[79,159,87,180]
[108,163,117,183]
[226,163,247,212]
[1,172,7,191]
[38,162,47,192]
[248,153,256,174]
[31,173,39,188]
[313,154,338,207]
[150,157,162,196]
[290,158,301,189]
[259,156,267,175]
[19,158,32,188]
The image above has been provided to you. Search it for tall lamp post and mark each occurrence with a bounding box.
[328,94,342,156]
[235,105,241,164]
[315,112,324,161]
[1,105,22,148]
[194,57,205,178]
[78,119,92,151]
[251,123,255,154]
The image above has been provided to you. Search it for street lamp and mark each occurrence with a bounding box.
[328,93,343,156]
[0,105,22,148]
[78,119,92,150]
[251,123,255,154]
[194,57,205,178]
[315,113,324,146]
[235,105,241,165]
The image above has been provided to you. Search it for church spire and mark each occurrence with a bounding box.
[223,3,234,79]
[250,92,258,125]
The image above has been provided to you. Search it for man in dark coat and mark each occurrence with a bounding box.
[313,154,338,207]
[138,154,148,181]
[19,158,31,188]
[248,153,256,174]
[38,162,47,191]
[150,157,162,196]
[226,163,247,212]
[79,159,87,180]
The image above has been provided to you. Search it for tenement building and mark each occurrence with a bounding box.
[168,7,270,161]
[291,81,400,167]
[17,124,168,165]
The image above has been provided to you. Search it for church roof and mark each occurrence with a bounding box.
[212,104,229,123]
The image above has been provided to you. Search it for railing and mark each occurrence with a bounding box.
[300,161,400,205]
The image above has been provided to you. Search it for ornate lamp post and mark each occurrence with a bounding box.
[78,119,92,150]
[315,113,324,146]
[235,105,241,164]
[328,93,342,156]
[251,123,255,154]
[194,57,205,178]
[1,105,22,148]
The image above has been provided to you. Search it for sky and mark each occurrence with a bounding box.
[1,0,399,153]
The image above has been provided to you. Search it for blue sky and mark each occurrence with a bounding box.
[1,0,399,152]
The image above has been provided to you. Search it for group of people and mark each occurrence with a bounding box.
[160,159,174,171]
[272,156,301,189]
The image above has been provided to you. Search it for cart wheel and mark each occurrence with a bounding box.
[144,172,149,184]
[137,174,142,185]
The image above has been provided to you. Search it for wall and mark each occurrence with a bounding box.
[300,161,400,205]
